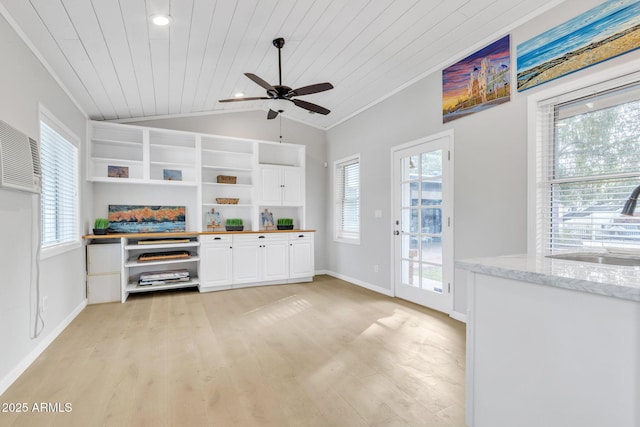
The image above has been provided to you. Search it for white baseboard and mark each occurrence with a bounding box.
[450,310,467,324]
[325,271,394,297]
[0,299,87,396]
[314,269,330,275]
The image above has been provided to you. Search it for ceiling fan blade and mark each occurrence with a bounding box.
[289,82,334,97]
[219,97,270,103]
[245,73,275,91]
[267,109,279,120]
[292,99,331,115]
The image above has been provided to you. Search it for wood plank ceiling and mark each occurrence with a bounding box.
[0,0,562,129]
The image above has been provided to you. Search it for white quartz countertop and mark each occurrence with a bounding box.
[456,253,640,302]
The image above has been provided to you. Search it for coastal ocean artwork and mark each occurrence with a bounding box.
[108,205,186,233]
[517,0,640,91]
[442,35,511,123]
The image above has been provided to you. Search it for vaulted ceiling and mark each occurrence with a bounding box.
[0,0,562,129]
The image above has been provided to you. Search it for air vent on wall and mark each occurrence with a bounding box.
[0,120,42,193]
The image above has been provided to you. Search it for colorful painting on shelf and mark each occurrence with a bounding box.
[517,0,640,91]
[107,165,129,178]
[108,205,186,233]
[442,35,511,123]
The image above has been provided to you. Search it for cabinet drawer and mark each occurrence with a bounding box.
[289,232,313,241]
[233,234,288,244]
[201,234,232,244]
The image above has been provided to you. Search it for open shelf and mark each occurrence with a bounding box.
[125,256,200,268]
[127,279,200,293]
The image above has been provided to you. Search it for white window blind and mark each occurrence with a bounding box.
[537,80,640,253]
[40,120,78,248]
[335,155,360,243]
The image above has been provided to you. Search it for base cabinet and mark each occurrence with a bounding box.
[232,234,290,285]
[200,235,233,290]
[86,243,120,304]
[289,232,314,278]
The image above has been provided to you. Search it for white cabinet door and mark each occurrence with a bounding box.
[262,238,289,281]
[232,240,261,284]
[282,167,304,205]
[201,236,233,289]
[259,166,282,205]
[289,233,314,278]
[259,165,304,206]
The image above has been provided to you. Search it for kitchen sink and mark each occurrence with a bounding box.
[547,252,640,266]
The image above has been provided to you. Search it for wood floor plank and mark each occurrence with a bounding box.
[0,276,465,426]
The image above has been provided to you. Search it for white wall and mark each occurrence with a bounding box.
[128,111,328,270]
[325,0,640,317]
[0,13,88,394]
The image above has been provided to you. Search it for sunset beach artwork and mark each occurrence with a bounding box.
[108,205,186,233]
[442,35,511,123]
[517,0,640,91]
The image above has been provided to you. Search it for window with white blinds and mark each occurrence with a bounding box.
[40,119,79,249]
[334,154,360,243]
[536,79,640,253]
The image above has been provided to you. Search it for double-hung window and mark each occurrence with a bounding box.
[40,111,79,255]
[334,154,360,244]
[534,77,640,253]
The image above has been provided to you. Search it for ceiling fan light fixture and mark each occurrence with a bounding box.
[151,14,171,26]
[269,98,289,113]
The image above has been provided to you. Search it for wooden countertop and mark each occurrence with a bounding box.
[83,230,316,239]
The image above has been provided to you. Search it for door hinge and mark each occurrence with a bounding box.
[447,150,450,161]
[448,282,451,293]
[448,217,451,227]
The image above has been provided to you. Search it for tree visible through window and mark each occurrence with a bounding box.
[538,81,640,252]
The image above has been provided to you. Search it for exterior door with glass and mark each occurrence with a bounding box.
[393,133,453,313]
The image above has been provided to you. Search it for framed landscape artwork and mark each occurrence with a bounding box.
[442,35,511,123]
[517,0,640,91]
[108,205,186,233]
[107,165,129,178]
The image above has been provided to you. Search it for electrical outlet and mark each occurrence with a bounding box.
[374,264,379,273]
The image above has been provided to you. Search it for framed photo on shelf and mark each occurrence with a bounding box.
[261,209,275,230]
[205,208,223,231]
[163,169,182,181]
[108,165,129,178]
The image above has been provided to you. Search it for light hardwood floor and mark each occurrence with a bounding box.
[1,276,466,427]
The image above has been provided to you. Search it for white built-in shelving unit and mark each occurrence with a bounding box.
[88,121,306,231]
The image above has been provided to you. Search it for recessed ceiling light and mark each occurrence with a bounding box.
[234,92,244,98]
[151,15,171,26]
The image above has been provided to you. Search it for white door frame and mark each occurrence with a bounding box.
[389,129,454,314]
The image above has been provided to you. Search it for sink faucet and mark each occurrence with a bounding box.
[621,184,640,216]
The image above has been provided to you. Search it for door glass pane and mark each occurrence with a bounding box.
[421,208,442,234]
[421,150,442,178]
[410,182,419,206]
[409,208,419,233]
[402,259,420,288]
[401,182,411,207]
[401,234,418,259]
[421,264,443,293]
[422,178,442,205]
[421,236,442,264]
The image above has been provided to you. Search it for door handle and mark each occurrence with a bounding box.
[394,230,400,235]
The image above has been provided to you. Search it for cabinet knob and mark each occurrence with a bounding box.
[298,234,304,238]
[258,235,265,239]
[214,237,221,240]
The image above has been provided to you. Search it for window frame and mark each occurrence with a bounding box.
[39,106,81,259]
[334,153,361,245]
[527,65,640,255]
